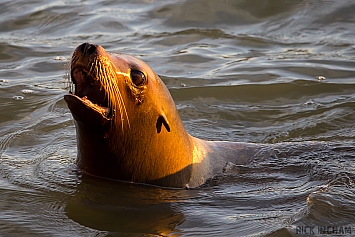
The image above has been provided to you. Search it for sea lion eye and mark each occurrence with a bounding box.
[131,70,146,86]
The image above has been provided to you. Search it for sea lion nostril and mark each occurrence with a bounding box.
[86,44,96,55]
[79,43,88,53]
[78,42,97,55]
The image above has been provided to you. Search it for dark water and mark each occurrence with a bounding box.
[1,0,355,236]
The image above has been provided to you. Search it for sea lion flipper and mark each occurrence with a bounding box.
[156,114,170,133]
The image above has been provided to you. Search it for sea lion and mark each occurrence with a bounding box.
[64,43,262,188]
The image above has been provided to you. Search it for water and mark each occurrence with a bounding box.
[1,0,355,236]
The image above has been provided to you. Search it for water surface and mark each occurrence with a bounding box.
[1,0,355,236]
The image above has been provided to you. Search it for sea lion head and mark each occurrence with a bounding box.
[65,43,173,131]
[64,43,194,187]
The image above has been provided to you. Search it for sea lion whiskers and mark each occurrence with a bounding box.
[92,55,131,131]
[68,54,79,93]
[64,56,72,91]
[98,60,126,130]
[92,57,119,119]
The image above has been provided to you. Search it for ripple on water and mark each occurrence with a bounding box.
[0,91,95,236]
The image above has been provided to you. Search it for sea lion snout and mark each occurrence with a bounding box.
[65,43,117,124]
[78,42,97,56]
[73,43,109,62]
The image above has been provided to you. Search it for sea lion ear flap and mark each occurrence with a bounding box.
[156,114,171,133]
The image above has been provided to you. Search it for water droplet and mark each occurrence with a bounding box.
[54,56,66,61]
[12,96,24,101]
[21,89,34,94]
[304,100,314,106]
[317,76,325,81]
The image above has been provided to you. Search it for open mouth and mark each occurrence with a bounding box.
[68,67,113,119]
